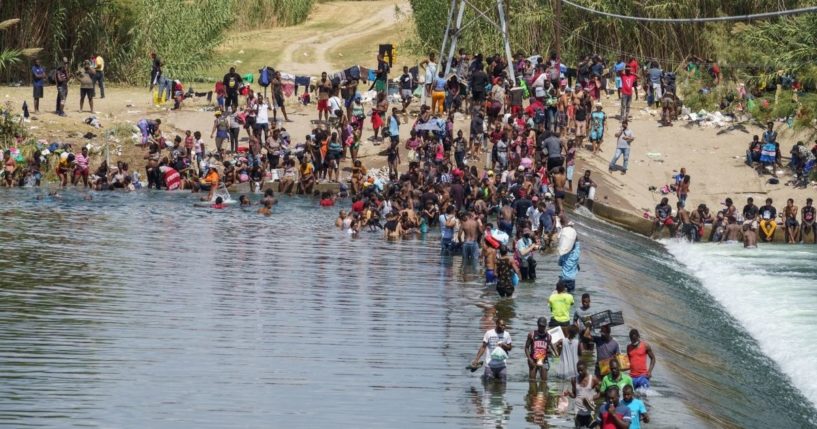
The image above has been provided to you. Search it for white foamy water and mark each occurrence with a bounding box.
[664,240,817,407]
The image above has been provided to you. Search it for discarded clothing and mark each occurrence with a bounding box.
[344,66,361,81]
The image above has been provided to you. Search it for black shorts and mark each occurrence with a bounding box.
[548,318,570,328]
[497,285,514,297]
[575,413,593,428]
[80,87,95,99]
[547,157,564,171]
[33,86,44,99]
[274,93,285,108]
[472,91,485,103]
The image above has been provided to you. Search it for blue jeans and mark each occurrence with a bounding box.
[441,237,453,254]
[609,147,630,171]
[462,241,479,266]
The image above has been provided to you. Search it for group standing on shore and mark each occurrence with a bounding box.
[6,43,815,428]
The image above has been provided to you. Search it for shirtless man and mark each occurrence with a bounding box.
[257,199,272,216]
[556,89,570,134]
[721,216,743,243]
[336,210,347,228]
[802,198,816,243]
[499,204,515,237]
[483,223,498,285]
[783,198,800,244]
[743,222,758,248]
[261,188,278,207]
[383,212,403,240]
[461,212,481,267]
[689,203,706,242]
[552,166,567,214]
[678,202,694,241]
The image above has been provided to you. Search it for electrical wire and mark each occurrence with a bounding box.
[552,21,813,71]
[560,0,817,23]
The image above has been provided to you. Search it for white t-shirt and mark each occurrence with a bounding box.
[257,103,270,124]
[527,207,542,230]
[328,96,343,114]
[194,139,205,155]
[483,329,512,366]
[616,129,633,149]
[424,62,437,84]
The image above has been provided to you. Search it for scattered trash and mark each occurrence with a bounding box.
[84,115,102,128]
[683,109,735,128]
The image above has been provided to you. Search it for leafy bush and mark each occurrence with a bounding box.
[0,101,26,147]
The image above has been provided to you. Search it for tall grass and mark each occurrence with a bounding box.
[408,0,807,68]
[234,0,315,29]
[0,0,319,83]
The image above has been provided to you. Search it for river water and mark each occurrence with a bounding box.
[0,190,814,428]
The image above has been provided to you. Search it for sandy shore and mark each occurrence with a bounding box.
[576,96,815,217]
[2,0,813,219]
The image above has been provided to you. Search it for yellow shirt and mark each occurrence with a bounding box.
[300,163,314,176]
[95,56,105,72]
[548,292,574,323]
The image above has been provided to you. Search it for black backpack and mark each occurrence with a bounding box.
[534,107,546,125]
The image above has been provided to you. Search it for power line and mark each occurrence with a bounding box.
[552,21,813,71]
[560,0,817,23]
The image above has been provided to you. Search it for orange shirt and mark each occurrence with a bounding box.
[205,170,220,186]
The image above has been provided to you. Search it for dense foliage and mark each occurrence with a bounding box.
[0,0,316,84]
[409,0,807,68]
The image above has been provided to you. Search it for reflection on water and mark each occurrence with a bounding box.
[0,189,811,428]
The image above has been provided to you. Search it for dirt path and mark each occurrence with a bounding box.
[279,0,408,75]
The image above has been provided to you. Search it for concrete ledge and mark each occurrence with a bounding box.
[565,192,790,242]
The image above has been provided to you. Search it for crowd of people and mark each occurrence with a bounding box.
[652,193,817,245]
[6,44,812,427]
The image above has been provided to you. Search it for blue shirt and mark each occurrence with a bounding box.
[434,77,447,91]
[622,398,647,429]
[389,115,399,137]
[32,66,45,87]
[614,62,626,74]
[558,241,581,280]
[439,214,454,239]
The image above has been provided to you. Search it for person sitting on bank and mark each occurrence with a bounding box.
[576,170,596,206]
[758,197,778,242]
[802,198,816,244]
[651,197,674,239]
[782,198,800,244]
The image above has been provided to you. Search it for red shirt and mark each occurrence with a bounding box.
[351,200,365,213]
[620,74,637,96]
[627,341,649,377]
[524,100,544,117]
[320,198,334,207]
[163,167,180,191]
[627,59,639,75]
